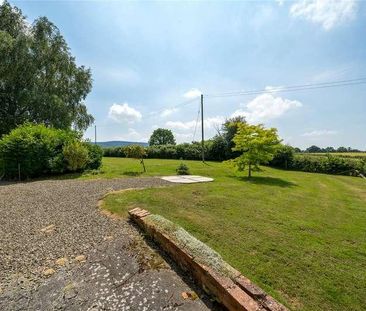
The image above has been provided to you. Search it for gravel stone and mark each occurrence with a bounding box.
[0,177,219,310]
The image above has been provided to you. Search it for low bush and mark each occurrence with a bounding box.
[0,124,102,179]
[176,163,190,175]
[84,143,103,170]
[63,141,89,172]
[103,146,126,157]
[269,145,295,169]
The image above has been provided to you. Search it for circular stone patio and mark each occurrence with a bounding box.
[160,175,214,184]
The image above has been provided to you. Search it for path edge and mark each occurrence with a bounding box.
[129,208,288,311]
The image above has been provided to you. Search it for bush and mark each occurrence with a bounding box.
[103,146,126,157]
[0,123,77,179]
[269,145,295,169]
[176,163,190,175]
[290,154,365,176]
[0,124,102,179]
[63,141,89,172]
[84,143,103,170]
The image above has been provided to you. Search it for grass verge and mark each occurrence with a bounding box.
[100,158,366,311]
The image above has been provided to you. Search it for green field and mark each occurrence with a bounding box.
[299,152,366,159]
[98,157,366,311]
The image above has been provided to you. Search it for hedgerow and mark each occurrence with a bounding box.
[0,124,103,179]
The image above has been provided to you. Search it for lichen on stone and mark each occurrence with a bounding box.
[145,214,237,278]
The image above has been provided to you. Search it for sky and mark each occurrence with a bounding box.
[9,0,366,149]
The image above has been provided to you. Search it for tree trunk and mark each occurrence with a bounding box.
[141,159,146,172]
[248,163,252,178]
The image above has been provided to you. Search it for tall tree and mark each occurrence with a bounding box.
[221,116,247,159]
[231,123,281,177]
[0,1,93,137]
[149,128,176,146]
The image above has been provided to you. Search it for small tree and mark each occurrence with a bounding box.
[231,123,281,177]
[149,128,176,146]
[125,145,147,172]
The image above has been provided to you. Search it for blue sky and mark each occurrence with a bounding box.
[10,0,366,149]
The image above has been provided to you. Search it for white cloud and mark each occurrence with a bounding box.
[166,120,196,131]
[161,108,178,117]
[231,93,302,123]
[276,0,285,6]
[290,0,357,30]
[165,116,225,131]
[183,88,202,99]
[108,103,142,124]
[302,129,337,137]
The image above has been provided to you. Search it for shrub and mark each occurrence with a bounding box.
[290,154,365,176]
[0,124,102,179]
[0,123,77,179]
[269,145,295,169]
[103,146,126,157]
[84,143,103,170]
[63,141,89,172]
[176,163,190,175]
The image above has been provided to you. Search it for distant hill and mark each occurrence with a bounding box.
[97,141,148,148]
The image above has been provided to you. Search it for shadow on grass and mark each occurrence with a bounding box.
[122,171,143,177]
[235,176,297,188]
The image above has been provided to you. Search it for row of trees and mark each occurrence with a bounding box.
[303,145,363,153]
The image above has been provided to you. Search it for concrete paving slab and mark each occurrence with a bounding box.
[161,175,214,184]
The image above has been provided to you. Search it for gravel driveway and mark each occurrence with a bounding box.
[0,178,217,310]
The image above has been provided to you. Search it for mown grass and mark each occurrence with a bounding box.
[99,157,366,311]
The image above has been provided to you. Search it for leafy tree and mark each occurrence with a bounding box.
[149,128,176,146]
[221,116,247,159]
[269,144,295,169]
[0,1,93,137]
[231,123,281,177]
[209,135,226,161]
[125,145,147,172]
[306,145,322,153]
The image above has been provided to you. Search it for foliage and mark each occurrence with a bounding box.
[221,116,247,159]
[230,123,281,177]
[125,144,147,172]
[103,146,126,157]
[304,145,362,153]
[149,128,176,146]
[0,1,93,137]
[291,154,365,176]
[0,124,101,179]
[62,141,89,171]
[84,143,103,170]
[209,135,227,161]
[176,162,190,175]
[269,144,295,169]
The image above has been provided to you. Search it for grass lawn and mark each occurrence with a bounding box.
[98,157,366,310]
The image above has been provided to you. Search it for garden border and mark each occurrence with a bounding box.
[129,208,287,311]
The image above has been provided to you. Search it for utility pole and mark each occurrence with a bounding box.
[201,94,205,162]
[94,125,97,145]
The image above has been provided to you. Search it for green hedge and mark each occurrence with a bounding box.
[103,142,219,161]
[0,124,103,179]
[291,155,366,176]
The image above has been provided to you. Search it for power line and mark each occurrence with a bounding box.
[192,100,201,142]
[206,77,366,98]
[149,97,198,116]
